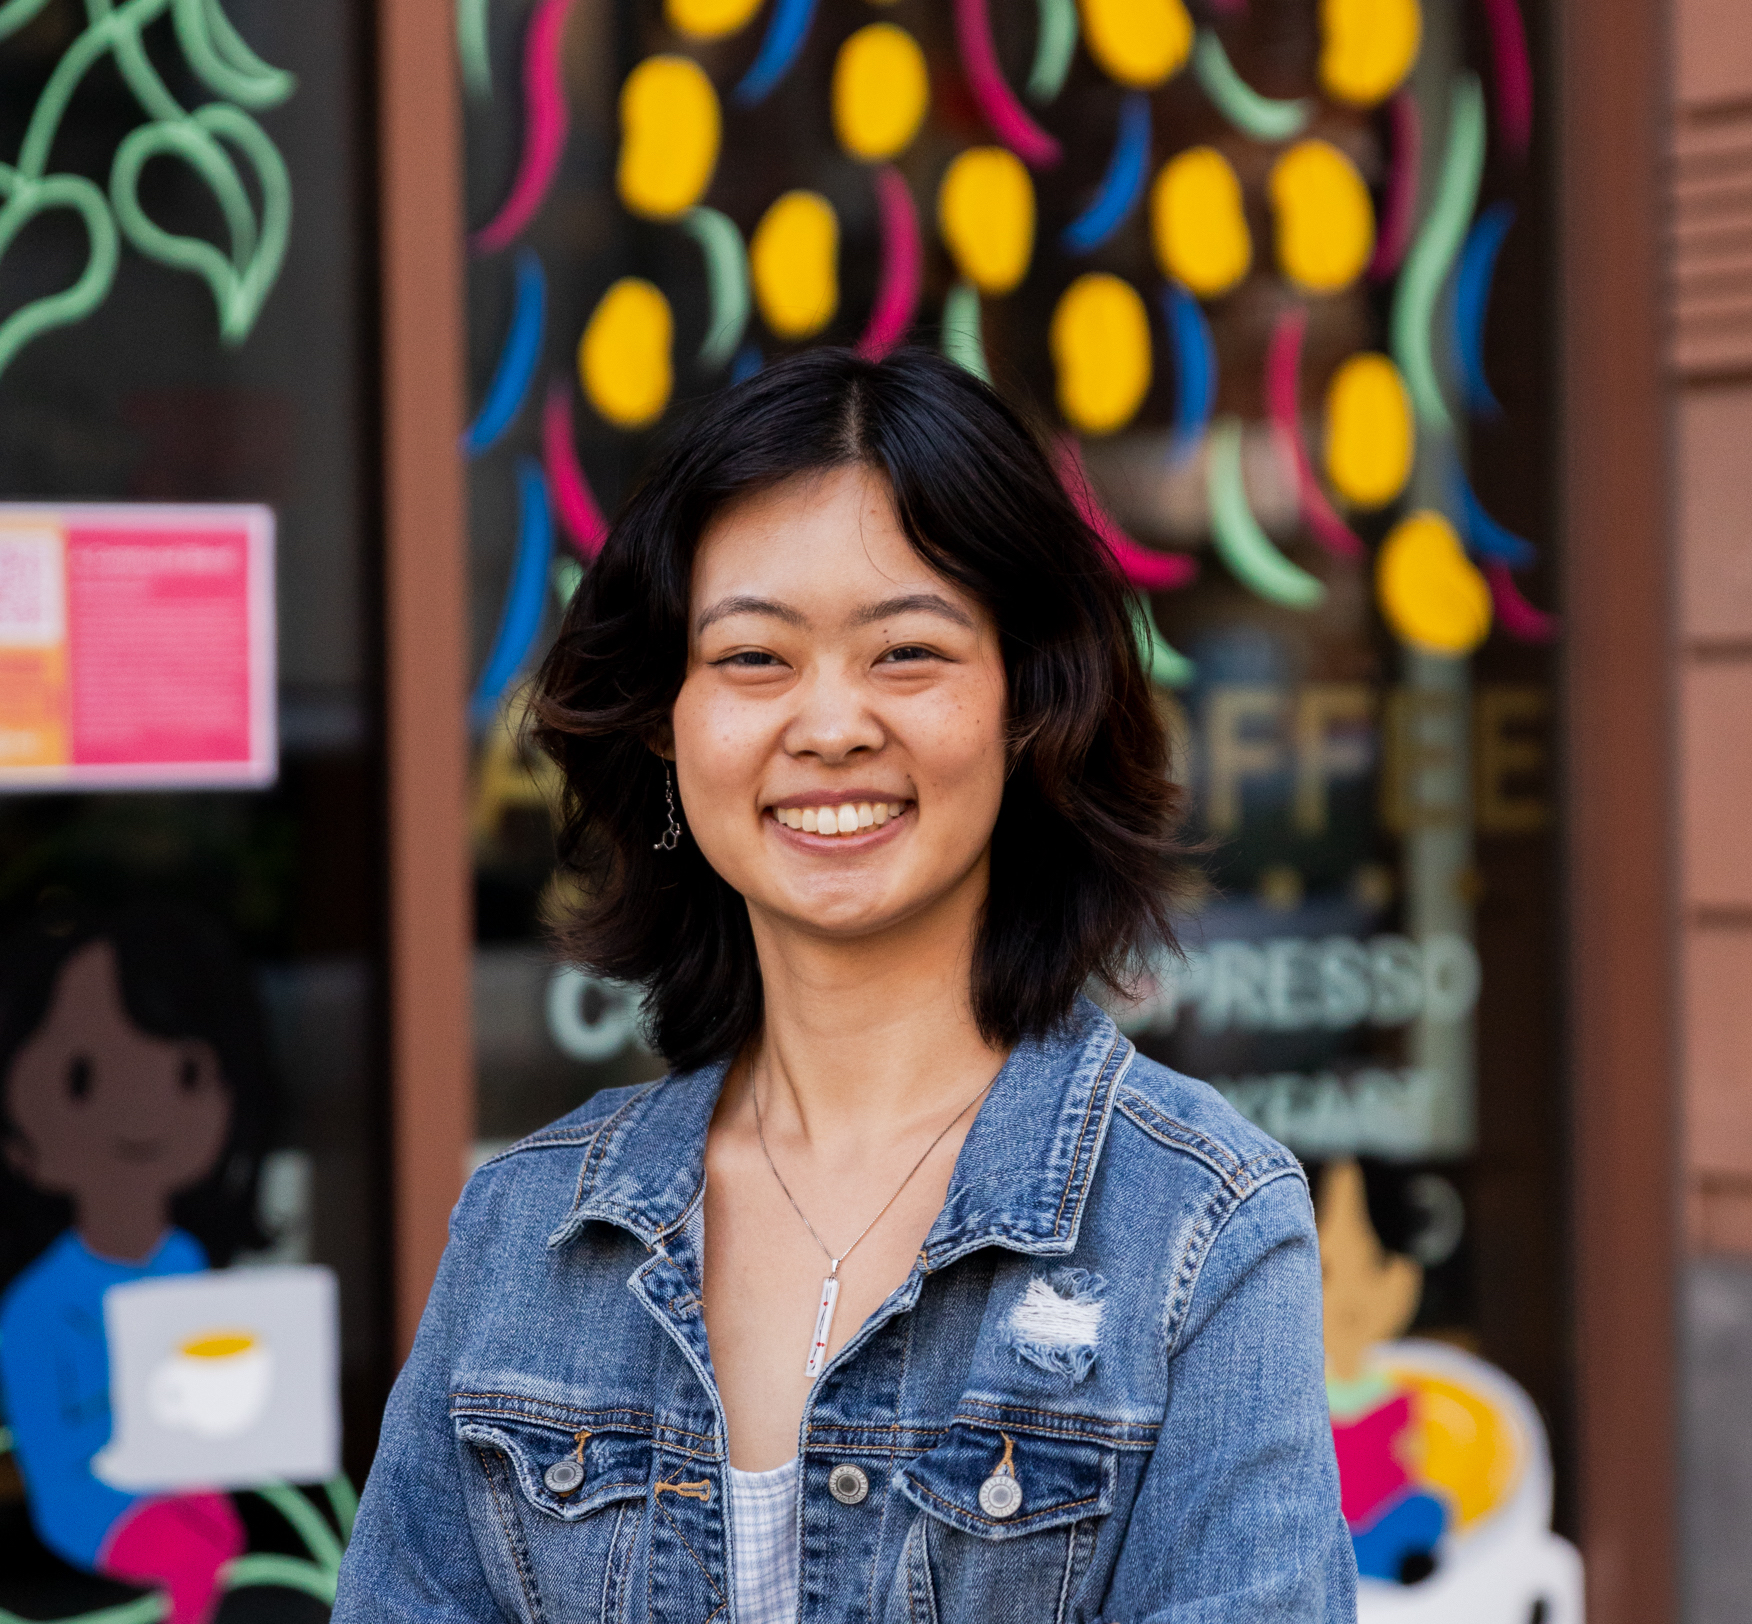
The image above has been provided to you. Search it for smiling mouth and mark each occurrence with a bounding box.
[112,1136,164,1162]
[768,798,909,837]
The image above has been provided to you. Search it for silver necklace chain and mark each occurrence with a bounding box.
[751,1069,992,1278]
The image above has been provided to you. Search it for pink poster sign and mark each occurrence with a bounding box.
[0,504,276,790]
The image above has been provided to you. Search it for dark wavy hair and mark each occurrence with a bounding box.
[531,347,1188,1069]
[0,902,275,1294]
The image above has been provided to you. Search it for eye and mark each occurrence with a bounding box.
[67,1055,93,1101]
[179,1056,201,1092]
[879,644,939,664]
[713,650,785,669]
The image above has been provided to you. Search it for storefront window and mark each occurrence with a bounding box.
[0,2,384,1610]
[462,0,1569,1598]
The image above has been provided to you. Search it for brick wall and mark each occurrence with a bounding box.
[1672,0,1752,1257]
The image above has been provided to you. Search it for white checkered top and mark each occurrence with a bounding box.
[728,1457,800,1624]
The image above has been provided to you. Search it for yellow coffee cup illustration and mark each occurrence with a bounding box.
[147,1327,274,1439]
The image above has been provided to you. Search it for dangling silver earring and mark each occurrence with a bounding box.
[654,762,682,851]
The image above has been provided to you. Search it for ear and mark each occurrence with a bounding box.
[647,729,675,762]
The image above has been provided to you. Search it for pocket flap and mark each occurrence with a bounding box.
[451,1393,652,1522]
[894,1423,1115,1541]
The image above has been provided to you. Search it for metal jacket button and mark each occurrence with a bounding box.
[978,1468,1022,1518]
[827,1463,869,1505]
[544,1458,585,1496]
[979,1434,1022,1518]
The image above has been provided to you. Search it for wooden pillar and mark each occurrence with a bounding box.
[1559,0,1679,1617]
[376,0,474,1359]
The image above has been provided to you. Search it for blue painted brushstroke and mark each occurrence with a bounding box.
[730,344,764,384]
[1455,467,1536,567]
[1163,284,1215,463]
[462,247,546,457]
[1061,93,1151,254]
[733,0,817,106]
[471,458,556,727]
[1454,200,1514,418]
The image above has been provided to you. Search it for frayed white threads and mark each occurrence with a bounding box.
[1009,1269,1104,1382]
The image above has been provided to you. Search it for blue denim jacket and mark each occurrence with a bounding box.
[335,998,1355,1623]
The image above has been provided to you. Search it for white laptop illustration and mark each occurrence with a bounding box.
[92,1265,339,1492]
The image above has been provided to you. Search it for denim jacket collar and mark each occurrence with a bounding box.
[545,996,1135,1266]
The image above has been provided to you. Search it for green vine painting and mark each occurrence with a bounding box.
[0,0,295,380]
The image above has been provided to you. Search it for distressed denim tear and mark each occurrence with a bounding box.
[1009,1268,1105,1383]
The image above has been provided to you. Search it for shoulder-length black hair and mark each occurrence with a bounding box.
[532,346,1188,1070]
[0,902,275,1293]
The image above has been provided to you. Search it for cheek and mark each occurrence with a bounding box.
[169,1088,232,1167]
[670,676,767,792]
[917,677,1008,804]
[670,677,773,868]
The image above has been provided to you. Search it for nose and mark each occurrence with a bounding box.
[782,666,884,764]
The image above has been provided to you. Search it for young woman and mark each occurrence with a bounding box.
[337,349,1352,1623]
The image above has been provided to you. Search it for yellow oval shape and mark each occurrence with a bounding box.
[833,23,929,161]
[1324,353,1414,507]
[1319,0,1421,106]
[1376,510,1491,655]
[751,191,839,339]
[1050,273,1152,435]
[1269,138,1375,293]
[1079,0,1194,87]
[1150,146,1251,298]
[665,0,762,40]
[579,278,673,428]
[616,55,721,220]
[938,147,1035,296]
[182,1332,256,1359]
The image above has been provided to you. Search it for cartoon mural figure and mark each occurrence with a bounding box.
[1318,1159,1585,1622]
[0,907,273,1624]
[1317,1158,1448,1582]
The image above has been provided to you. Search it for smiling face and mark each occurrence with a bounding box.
[4,939,231,1259]
[670,463,1009,945]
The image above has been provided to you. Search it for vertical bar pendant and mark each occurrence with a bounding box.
[805,1274,840,1379]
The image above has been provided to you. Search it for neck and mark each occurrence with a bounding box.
[75,1193,171,1264]
[745,860,1007,1144]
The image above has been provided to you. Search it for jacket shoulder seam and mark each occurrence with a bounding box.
[1113,1085,1297,1197]
[479,1081,663,1171]
[1159,1161,1308,1358]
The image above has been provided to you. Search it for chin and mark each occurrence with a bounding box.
[767,877,925,939]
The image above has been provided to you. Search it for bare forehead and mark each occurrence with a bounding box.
[690,466,981,635]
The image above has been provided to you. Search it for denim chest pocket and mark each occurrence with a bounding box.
[887,1423,1118,1624]
[450,1394,652,1624]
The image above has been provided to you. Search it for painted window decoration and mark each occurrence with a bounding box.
[457,0,1553,737]
[0,909,350,1623]
[1316,1160,1582,1616]
[0,0,297,383]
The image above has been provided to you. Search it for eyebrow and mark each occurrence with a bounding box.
[695,591,976,634]
[695,595,809,633]
[850,593,976,630]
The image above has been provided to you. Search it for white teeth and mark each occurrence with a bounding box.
[777,799,908,835]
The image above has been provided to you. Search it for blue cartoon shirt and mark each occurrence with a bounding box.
[0,1227,207,1567]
